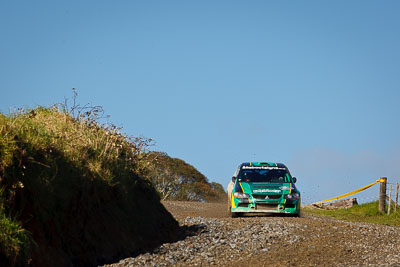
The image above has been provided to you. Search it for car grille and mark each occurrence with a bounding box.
[252,194,281,200]
[253,185,280,189]
[256,204,278,210]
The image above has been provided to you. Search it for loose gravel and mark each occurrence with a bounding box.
[103,201,400,267]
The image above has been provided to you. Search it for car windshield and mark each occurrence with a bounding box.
[238,168,291,183]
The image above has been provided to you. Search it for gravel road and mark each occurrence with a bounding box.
[104,201,400,266]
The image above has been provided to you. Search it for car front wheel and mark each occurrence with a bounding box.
[227,194,238,218]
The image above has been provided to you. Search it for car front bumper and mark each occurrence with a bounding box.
[231,198,301,214]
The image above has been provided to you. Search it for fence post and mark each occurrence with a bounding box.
[388,184,392,215]
[379,177,387,213]
[396,183,399,213]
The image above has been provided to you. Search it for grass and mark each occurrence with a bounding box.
[0,193,32,266]
[303,201,400,227]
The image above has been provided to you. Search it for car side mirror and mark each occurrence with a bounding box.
[292,177,297,183]
[232,176,236,182]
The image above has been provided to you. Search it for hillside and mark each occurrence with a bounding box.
[144,151,225,202]
[0,107,182,266]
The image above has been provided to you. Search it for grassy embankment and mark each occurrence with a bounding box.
[303,201,400,227]
[0,106,181,266]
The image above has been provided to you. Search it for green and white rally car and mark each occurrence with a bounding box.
[227,162,301,217]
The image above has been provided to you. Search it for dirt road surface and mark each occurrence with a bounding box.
[105,201,400,266]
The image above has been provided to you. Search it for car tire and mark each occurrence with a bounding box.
[227,194,238,218]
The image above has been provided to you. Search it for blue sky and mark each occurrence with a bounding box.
[1,1,399,203]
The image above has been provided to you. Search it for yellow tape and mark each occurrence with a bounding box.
[313,179,382,204]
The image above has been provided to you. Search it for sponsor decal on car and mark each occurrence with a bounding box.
[252,189,281,193]
[242,166,286,170]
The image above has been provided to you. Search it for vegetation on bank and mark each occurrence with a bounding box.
[0,97,227,266]
[0,191,32,266]
[303,201,400,227]
[0,96,226,266]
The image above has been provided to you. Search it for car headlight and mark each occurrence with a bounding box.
[284,193,300,199]
[234,192,250,199]
[279,186,295,190]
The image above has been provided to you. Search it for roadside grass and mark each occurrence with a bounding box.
[0,105,144,265]
[0,192,32,266]
[303,201,400,227]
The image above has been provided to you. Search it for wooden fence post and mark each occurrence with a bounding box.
[379,177,387,213]
[395,183,399,213]
[388,184,392,215]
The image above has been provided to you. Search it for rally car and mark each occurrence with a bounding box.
[227,162,300,217]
